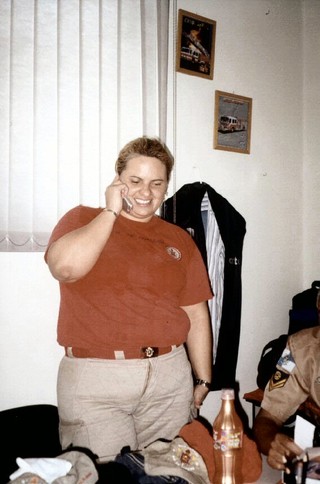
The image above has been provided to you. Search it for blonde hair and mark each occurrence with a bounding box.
[115,137,174,181]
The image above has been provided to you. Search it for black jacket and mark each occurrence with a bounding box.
[161,182,246,390]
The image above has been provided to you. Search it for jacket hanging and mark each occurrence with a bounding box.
[161,182,246,390]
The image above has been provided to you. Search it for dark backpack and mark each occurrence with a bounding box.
[256,334,288,390]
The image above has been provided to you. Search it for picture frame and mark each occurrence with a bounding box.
[176,9,216,80]
[214,90,253,154]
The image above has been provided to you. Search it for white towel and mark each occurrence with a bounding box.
[10,457,72,483]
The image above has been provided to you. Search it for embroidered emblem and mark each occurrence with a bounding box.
[276,347,296,373]
[269,369,290,391]
[166,246,182,260]
[315,376,320,385]
[180,449,192,464]
[171,442,201,472]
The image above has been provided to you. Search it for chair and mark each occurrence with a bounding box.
[0,404,62,483]
[243,388,320,430]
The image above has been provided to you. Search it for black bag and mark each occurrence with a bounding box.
[288,281,320,335]
[256,334,288,390]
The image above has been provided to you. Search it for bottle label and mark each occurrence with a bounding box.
[213,429,243,451]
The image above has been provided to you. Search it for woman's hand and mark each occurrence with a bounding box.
[105,175,128,215]
[47,175,128,282]
[193,384,210,409]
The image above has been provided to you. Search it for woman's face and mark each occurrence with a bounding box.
[120,155,168,222]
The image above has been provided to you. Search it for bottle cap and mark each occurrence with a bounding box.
[221,388,235,400]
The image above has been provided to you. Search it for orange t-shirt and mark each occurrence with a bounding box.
[45,206,213,350]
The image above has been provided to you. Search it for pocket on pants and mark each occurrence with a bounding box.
[59,417,88,450]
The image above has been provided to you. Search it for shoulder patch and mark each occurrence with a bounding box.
[276,347,296,373]
[268,369,290,391]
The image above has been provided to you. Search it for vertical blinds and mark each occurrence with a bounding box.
[0,0,169,251]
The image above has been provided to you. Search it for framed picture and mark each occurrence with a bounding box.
[214,90,253,154]
[176,9,216,80]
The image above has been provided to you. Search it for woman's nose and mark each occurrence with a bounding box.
[139,184,152,196]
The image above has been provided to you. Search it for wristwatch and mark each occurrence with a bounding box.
[195,379,211,389]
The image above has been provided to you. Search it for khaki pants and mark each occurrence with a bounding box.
[57,345,195,462]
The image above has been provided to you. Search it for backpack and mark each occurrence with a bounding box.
[288,281,320,335]
[256,334,288,390]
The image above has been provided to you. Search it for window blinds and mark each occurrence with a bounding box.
[0,0,169,251]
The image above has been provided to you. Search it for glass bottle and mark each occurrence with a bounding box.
[213,388,243,484]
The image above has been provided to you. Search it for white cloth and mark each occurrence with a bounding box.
[204,197,225,362]
[10,457,72,483]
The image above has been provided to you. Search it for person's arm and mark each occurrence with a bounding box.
[181,301,213,409]
[253,408,303,471]
[46,209,117,282]
[47,176,126,283]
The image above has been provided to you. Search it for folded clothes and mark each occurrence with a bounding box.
[9,457,72,483]
[9,450,99,484]
[179,419,263,483]
[143,436,209,484]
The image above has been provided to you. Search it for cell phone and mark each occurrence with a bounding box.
[122,195,133,213]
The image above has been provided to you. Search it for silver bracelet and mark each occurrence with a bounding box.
[103,208,118,218]
[195,379,211,389]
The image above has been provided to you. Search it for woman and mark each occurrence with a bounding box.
[45,136,213,463]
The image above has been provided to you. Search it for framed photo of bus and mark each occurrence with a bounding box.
[176,9,216,80]
[214,90,253,154]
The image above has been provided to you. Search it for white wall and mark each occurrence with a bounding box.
[302,0,320,285]
[0,253,62,408]
[1,0,320,428]
[173,0,320,423]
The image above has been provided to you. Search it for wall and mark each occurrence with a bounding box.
[302,0,320,285]
[1,0,319,427]
[172,0,320,422]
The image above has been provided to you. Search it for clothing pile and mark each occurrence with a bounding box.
[9,450,98,484]
[8,420,262,484]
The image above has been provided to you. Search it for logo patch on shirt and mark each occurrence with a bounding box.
[166,246,181,260]
[171,442,202,472]
[269,369,290,391]
[277,347,296,373]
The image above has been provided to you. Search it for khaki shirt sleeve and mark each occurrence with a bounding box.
[261,336,310,423]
